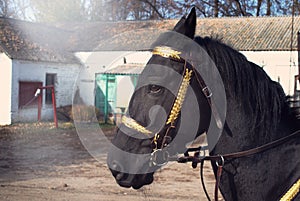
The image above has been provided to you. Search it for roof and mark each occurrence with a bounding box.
[76,16,300,51]
[196,16,300,51]
[103,63,144,75]
[55,20,173,52]
[1,16,300,64]
[0,18,80,64]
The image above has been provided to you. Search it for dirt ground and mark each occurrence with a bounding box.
[0,122,222,201]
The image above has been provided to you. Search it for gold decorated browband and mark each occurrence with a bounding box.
[152,46,182,61]
[121,46,193,135]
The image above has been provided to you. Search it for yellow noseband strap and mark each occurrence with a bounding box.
[121,116,152,135]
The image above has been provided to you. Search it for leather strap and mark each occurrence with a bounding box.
[178,130,300,201]
[179,130,300,164]
[215,165,223,201]
[189,63,223,129]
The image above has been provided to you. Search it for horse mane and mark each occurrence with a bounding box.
[194,36,292,138]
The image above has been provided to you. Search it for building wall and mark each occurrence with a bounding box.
[77,50,299,117]
[11,60,81,122]
[242,51,298,95]
[76,51,152,112]
[76,51,135,106]
[76,51,152,120]
[0,53,12,125]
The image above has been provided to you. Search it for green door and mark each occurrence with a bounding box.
[95,74,117,123]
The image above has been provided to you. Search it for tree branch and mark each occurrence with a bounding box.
[234,0,246,16]
[138,0,164,19]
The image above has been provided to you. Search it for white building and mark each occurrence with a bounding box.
[0,18,81,125]
[1,16,299,125]
[74,16,300,121]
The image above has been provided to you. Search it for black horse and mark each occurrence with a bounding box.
[107,8,300,201]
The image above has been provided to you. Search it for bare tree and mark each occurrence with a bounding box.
[5,0,298,22]
[30,0,85,22]
[214,0,219,17]
[0,0,31,19]
[256,0,263,16]
[266,0,271,15]
[0,0,10,17]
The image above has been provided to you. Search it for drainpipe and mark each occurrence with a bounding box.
[297,31,300,93]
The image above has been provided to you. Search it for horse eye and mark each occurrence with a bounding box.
[149,85,162,94]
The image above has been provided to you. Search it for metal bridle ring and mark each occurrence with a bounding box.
[150,149,170,167]
[216,155,225,167]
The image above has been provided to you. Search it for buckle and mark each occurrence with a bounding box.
[202,86,212,98]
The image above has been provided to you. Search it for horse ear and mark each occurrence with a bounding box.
[173,7,196,39]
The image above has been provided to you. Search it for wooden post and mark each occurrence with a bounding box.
[297,31,300,92]
[51,87,58,128]
[294,31,300,94]
[37,85,58,128]
[38,93,42,121]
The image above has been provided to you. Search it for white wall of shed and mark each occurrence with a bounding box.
[116,76,135,110]
[11,60,81,122]
[0,53,12,125]
[75,51,128,106]
[242,51,298,95]
[115,52,152,111]
[75,51,151,107]
[77,50,299,114]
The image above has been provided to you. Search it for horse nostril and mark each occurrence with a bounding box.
[115,172,125,181]
[111,160,123,172]
[110,160,127,181]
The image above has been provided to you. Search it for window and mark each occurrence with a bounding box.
[19,81,42,108]
[45,74,57,104]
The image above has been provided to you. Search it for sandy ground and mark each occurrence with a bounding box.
[0,122,222,201]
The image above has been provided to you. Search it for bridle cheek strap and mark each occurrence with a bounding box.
[166,68,193,125]
[121,47,193,148]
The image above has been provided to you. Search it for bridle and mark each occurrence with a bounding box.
[120,46,300,201]
[122,45,214,166]
[121,47,194,166]
[122,45,220,154]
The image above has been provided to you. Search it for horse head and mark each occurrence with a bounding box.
[105,7,300,201]
[106,8,216,189]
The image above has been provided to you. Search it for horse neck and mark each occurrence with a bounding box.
[214,94,298,151]
[212,96,300,201]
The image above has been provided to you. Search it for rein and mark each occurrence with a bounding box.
[120,45,300,201]
[174,129,300,201]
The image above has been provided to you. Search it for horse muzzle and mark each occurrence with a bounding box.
[109,160,154,189]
